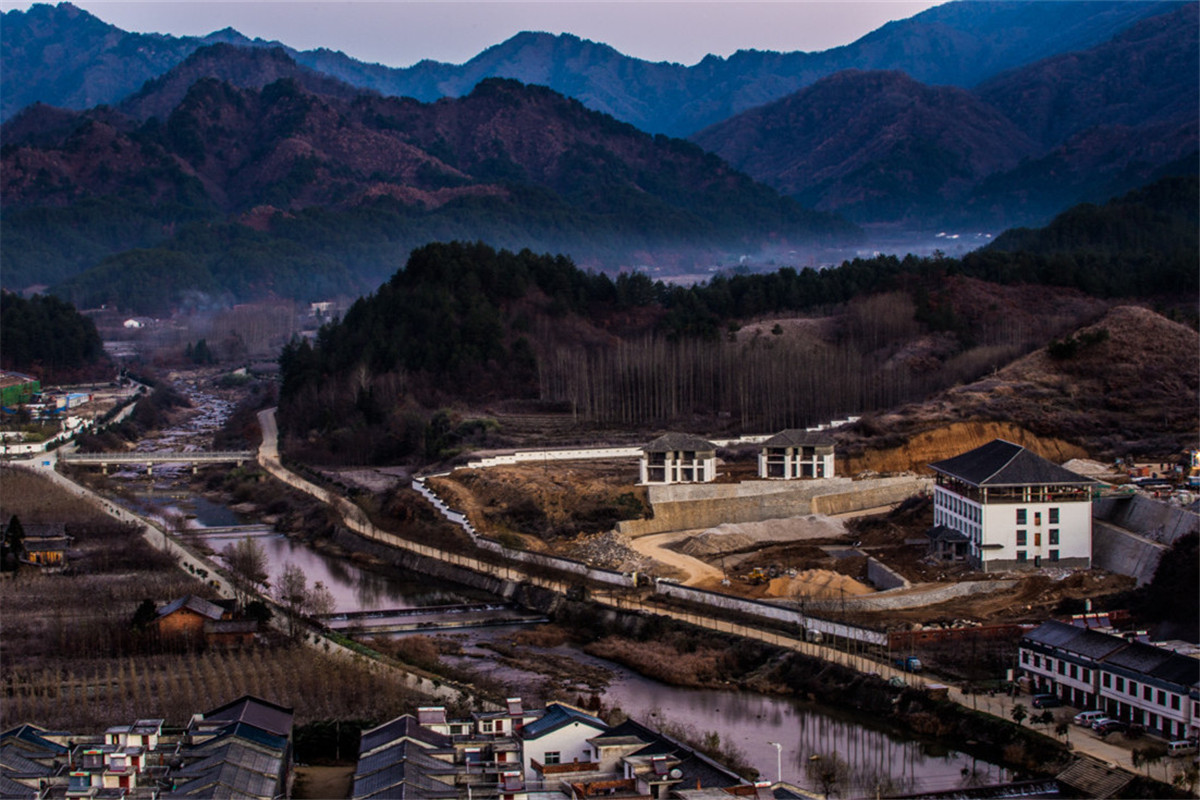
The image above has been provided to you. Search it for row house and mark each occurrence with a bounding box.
[928,439,1094,571]
[1019,620,1200,739]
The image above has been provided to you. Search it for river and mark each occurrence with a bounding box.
[110,373,1005,796]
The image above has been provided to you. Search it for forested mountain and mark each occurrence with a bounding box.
[690,70,1041,225]
[1,62,853,308]
[0,292,105,378]
[694,4,1198,226]
[2,1,1182,135]
[277,181,1195,464]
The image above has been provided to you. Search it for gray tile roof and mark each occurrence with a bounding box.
[929,439,1093,488]
[355,740,454,781]
[1105,642,1200,688]
[200,696,293,738]
[520,703,606,741]
[1023,620,1128,661]
[359,716,450,755]
[157,594,225,622]
[762,429,835,448]
[642,433,717,453]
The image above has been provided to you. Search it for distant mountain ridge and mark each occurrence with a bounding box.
[1,61,854,303]
[2,1,1185,134]
[694,4,1199,226]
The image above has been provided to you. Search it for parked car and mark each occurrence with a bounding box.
[1031,693,1062,708]
[1167,740,1198,758]
[1074,710,1106,726]
[1094,719,1128,736]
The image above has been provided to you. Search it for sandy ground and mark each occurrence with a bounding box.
[293,765,354,799]
[629,529,724,584]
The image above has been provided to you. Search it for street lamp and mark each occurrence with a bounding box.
[766,741,782,784]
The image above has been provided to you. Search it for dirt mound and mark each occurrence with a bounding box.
[680,516,849,557]
[765,569,874,599]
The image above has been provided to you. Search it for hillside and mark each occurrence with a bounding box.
[2,2,1183,134]
[694,8,1198,227]
[691,70,1040,224]
[1,66,853,304]
[840,305,1200,468]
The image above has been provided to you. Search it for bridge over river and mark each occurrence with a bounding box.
[61,450,254,473]
[318,602,548,634]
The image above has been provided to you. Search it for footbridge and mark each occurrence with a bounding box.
[317,602,548,634]
[61,450,254,473]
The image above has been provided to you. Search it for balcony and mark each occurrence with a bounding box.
[532,759,602,776]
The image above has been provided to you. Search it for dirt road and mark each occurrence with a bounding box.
[628,530,725,584]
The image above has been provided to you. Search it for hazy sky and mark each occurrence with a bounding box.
[3,1,944,67]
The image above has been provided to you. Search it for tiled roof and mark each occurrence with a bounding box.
[0,724,69,756]
[157,594,225,622]
[926,525,969,543]
[359,716,451,755]
[642,433,717,453]
[352,757,458,800]
[929,440,1093,487]
[355,740,454,782]
[762,429,835,448]
[0,774,37,799]
[1023,620,1128,661]
[1105,642,1200,687]
[0,744,55,777]
[521,703,606,741]
[200,696,293,738]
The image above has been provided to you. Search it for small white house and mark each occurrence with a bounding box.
[640,433,718,484]
[758,429,835,479]
[928,439,1094,572]
[518,703,608,782]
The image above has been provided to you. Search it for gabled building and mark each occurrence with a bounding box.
[757,430,834,480]
[154,595,229,642]
[1019,620,1200,739]
[928,439,1094,572]
[520,704,607,784]
[641,434,718,485]
[168,695,294,800]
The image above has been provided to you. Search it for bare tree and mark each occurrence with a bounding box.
[805,751,849,799]
[275,563,335,640]
[222,537,268,610]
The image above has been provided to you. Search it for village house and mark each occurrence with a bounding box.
[1019,619,1200,740]
[640,434,719,485]
[19,523,71,572]
[153,595,254,646]
[354,700,751,800]
[757,430,835,480]
[927,439,1095,571]
[0,724,69,798]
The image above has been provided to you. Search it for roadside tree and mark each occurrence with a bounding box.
[223,536,268,609]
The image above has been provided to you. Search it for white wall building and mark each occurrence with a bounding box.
[757,429,835,479]
[640,433,718,485]
[928,439,1094,571]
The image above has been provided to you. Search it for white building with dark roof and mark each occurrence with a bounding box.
[928,439,1095,572]
[640,434,718,485]
[1020,620,1200,740]
[757,430,835,480]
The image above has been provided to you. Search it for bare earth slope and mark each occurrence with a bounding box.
[841,305,1199,471]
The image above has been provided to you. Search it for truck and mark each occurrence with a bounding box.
[894,656,923,672]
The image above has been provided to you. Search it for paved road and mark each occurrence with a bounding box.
[628,530,725,584]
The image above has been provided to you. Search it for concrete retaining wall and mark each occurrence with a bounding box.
[1092,521,1168,586]
[817,579,1019,612]
[1093,495,1199,547]
[654,580,887,645]
[618,476,927,536]
[866,557,909,591]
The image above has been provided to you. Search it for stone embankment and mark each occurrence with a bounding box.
[1092,494,1199,585]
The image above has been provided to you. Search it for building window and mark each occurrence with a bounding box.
[1171,695,1180,710]
[1049,550,1059,562]
[544,752,561,765]
[1034,532,1041,546]
[1033,654,1041,668]
[1016,509,1027,525]
[1049,508,1059,524]
[1021,652,1029,664]
[1129,680,1137,695]
[1082,668,1090,683]
[1144,686,1153,701]
[1049,529,1059,545]
[1069,664,1078,680]
[1016,530,1027,546]
[1157,690,1166,706]
[1017,550,1027,562]
[1057,661,1065,675]
[1116,677,1125,692]
[1102,673,1111,688]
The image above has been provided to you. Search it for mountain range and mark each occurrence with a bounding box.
[2,1,1184,134]
[693,4,1199,225]
[1,0,1196,308]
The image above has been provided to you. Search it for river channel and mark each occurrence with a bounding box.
[109,375,1005,796]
